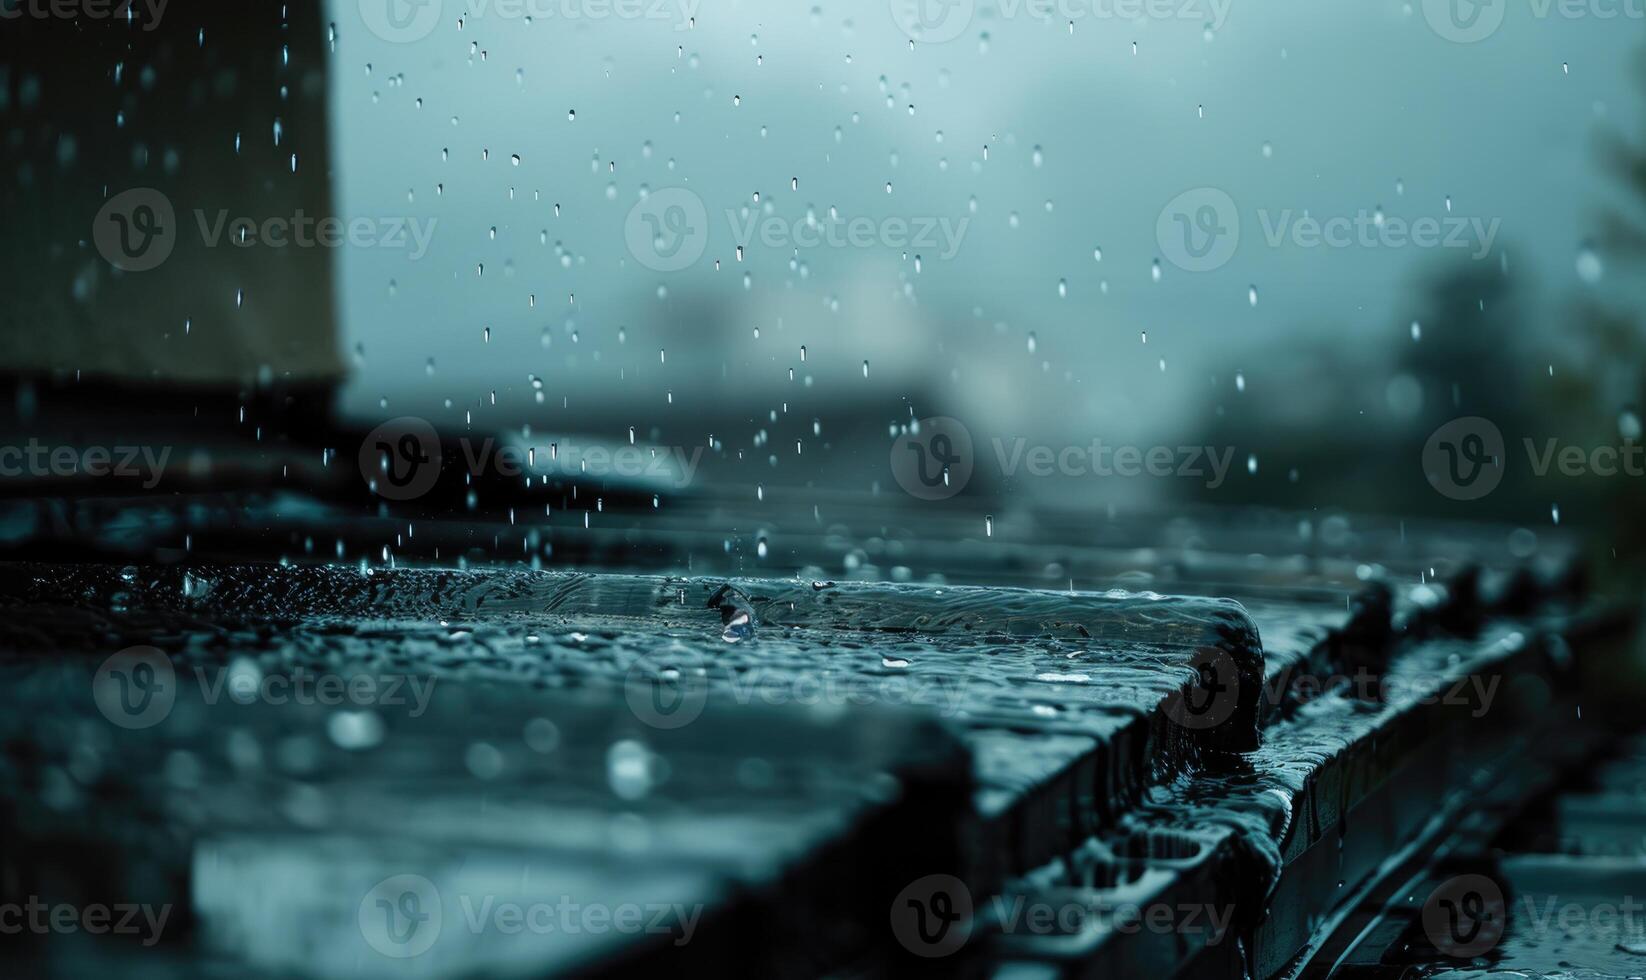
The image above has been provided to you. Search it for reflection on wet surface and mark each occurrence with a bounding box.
[0,506,1625,978]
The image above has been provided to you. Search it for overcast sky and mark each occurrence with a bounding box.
[329,0,1642,447]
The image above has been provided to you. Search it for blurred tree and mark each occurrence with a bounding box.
[1397,261,1527,437]
[1545,53,1646,573]
[1188,256,1535,520]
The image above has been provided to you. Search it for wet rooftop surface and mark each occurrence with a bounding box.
[0,503,1633,978]
[1323,733,1646,980]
